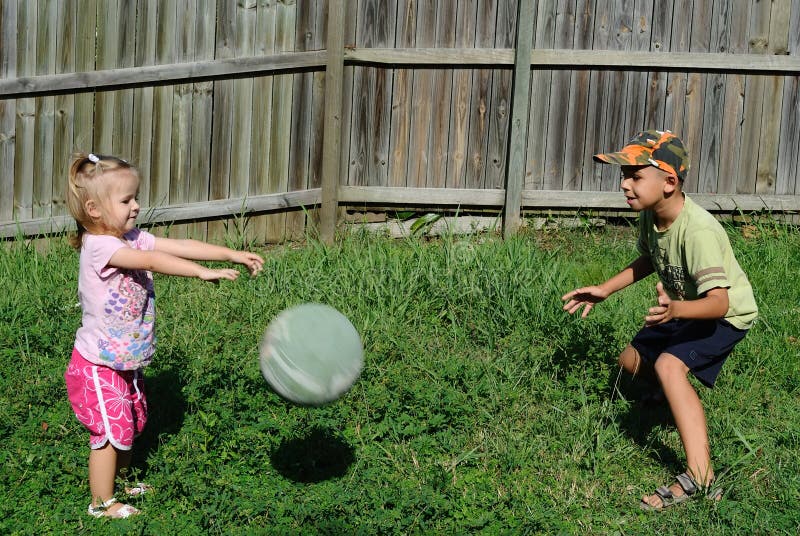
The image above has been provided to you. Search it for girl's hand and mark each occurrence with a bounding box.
[230,251,265,276]
[199,268,240,282]
[561,285,610,318]
[644,282,673,326]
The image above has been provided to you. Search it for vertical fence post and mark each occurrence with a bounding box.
[503,0,534,237]
[320,0,345,244]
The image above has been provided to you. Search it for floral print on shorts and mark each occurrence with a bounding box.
[65,349,147,450]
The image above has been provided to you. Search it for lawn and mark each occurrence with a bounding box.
[0,218,798,534]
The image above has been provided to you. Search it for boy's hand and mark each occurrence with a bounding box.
[230,251,265,276]
[645,282,673,326]
[561,285,610,318]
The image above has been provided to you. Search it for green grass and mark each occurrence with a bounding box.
[1,220,798,534]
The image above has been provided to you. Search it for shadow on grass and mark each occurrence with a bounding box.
[610,366,684,473]
[553,319,684,473]
[130,367,187,477]
[271,426,355,483]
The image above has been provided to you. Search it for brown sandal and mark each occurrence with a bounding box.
[640,472,722,511]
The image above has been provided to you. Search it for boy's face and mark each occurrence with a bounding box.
[619,165,676,211]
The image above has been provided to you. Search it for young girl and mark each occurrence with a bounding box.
[65,153,264,518]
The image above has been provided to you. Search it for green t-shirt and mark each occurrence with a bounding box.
[636,195,758,330]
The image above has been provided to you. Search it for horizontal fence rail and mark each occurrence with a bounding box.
[3,49,800,98]
[5,187,797,240]
[0,190,321,238]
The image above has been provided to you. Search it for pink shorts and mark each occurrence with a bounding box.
[65,348,147,450]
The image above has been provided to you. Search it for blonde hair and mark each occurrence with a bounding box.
[67,153,137,249]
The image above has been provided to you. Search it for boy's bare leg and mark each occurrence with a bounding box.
[642,352,714,508]
[618,345,660,390]
[619,345,664,404]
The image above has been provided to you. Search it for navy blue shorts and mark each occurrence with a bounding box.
[630,318,747,388]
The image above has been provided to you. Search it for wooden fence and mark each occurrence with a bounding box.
[1,0,800,241]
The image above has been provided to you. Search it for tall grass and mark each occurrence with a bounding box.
[0,220,798,534]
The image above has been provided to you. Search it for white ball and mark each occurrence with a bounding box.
[260,303,364,406]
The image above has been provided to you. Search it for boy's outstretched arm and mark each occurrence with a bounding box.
[562,255,654,317]
[153,237,264,276]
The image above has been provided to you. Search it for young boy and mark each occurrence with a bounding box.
[561,130,758,510]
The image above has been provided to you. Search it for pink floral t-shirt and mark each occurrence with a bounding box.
[74,229,156,371]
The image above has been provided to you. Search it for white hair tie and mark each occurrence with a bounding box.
[88,153,100,163]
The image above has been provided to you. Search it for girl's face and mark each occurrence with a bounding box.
[90,169,141,237]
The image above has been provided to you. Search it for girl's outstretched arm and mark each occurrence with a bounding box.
[153,237,264,276]
[109,247,240,281]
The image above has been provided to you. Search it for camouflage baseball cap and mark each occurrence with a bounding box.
[593,130,689,181]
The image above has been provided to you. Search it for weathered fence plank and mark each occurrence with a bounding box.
[737,0,771,194]
[407,0,436,188]
[599,0,634,192]
[664,0,692,141]
[286,0,316,240]
[131,0,156,210]
[387,0,414,188]
[445,0,478,189]
[337,0,357,190]
[265,1,296,242]
[186,0,217,240]
[13,0,37,221]
[561,0,593,191]
[166,0,197,239]
[208,0,235,241]
[485,0,516,190]
[644,0,673,130]
[427,0,456,189]
[755,0,791,195]
[150,1,177,211]
[0,0,16,222]
[542,0,576,190]
[524,0,555,190]
[353,0,394,189]
[309,2,327,190]
[682,0,712,193]
[32,0,57,219]
[93,0,117,154]
[250,0,277,242]
[113,0,136,160]
[52,0,77,218]
[717,0,749,195]
[777,0,800,194]
[231,0,257,203]
[622,0,652,142]
[582,0,613,191]
[697,0,730,194]
[464,0,497,188]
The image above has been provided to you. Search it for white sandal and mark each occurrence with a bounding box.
[87,497,140,518]
[124,482,153,497]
